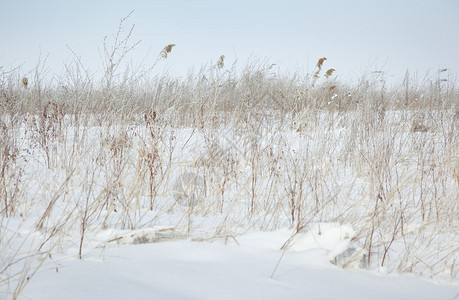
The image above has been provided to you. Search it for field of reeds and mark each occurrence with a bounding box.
[1,20,458,298]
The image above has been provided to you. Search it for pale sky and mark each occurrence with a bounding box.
[1,0,458,84]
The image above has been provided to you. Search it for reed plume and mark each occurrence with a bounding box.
[316,57,327,71]
[311,57,328,87]
[325,68,335,78]
[217,55,225,69]
[161,44,176,59]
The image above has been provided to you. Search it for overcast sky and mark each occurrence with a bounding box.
[1,0,458,83]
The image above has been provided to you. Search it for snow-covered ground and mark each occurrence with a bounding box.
[1,109,458,299]
[16,228,459,300]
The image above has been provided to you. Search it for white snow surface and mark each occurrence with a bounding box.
[15,227,459,300]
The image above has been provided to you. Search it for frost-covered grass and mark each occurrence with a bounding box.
[1,22,458,298]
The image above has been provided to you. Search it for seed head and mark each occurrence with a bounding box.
[325,68,335,78]
[161,44,176,58]
[217,55,225,69]
[316,57,327,70]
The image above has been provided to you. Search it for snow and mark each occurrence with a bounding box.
[19,229,459,300]
[1,109,458,299]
